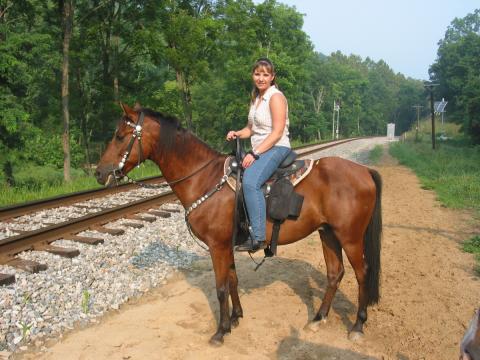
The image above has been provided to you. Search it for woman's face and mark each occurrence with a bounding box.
[252,66,275,93]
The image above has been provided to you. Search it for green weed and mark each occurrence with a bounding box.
[368,145,384,164]
[81,290,91,314]
[16,321,33,343]
[463,235,480,254]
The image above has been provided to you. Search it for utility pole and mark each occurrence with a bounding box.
[424,83,438,150]
[333,100,340,139]
[412,105,423,140]
[332,100,335,140]
[336,106,340,139]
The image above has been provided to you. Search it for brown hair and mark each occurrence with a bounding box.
[250,58,277,103]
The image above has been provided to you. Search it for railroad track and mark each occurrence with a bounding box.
[0,137,366,285]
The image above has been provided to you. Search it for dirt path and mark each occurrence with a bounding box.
[19,154,480,360]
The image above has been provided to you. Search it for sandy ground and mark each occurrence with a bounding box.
[17,152,480,360]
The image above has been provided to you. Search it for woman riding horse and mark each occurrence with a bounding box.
[95,102,382,346]
[226,58,291,252]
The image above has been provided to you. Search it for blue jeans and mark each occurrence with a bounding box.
[243,146,291,241]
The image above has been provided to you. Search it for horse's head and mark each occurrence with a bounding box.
[96,103,154,187]
[461,308,480,360]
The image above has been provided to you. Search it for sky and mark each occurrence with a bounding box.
[255,0,479,80]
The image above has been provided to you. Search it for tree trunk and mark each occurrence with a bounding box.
[62,0,73,182]
[112,2,120,102]
[176,70,193,130]
[0,2,13,42]
[75,68,93,174]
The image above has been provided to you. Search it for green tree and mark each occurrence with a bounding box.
[430,9,480,142]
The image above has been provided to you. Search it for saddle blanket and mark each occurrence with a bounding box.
[223,156,314,192]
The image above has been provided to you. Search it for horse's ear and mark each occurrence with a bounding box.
[119,102,137,119]
[133,101,142,111]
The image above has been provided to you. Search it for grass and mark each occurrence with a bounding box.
[0,160,161,207]
[463,236,480,275]
[368,145,384,164]
[389,140,480,213]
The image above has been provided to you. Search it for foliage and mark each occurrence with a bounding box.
[1,0,428,194]
[0,160,160,207]
[21,128,85,168]
[13,164,85,188]
[429,9,480,143]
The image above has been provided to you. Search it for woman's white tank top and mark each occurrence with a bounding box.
[247,85,290,150]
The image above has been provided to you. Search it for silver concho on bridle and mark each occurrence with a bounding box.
[104,112,146,187]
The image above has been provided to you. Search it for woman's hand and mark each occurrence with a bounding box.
[242,153,255,168]
[226,130,238,141]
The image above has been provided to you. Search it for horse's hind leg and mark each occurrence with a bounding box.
[228,261,243,328]
[341,237,369,340]
[307,228,344,331]
[209,246,233,346]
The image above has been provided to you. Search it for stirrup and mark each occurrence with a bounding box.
[235,239,266,252]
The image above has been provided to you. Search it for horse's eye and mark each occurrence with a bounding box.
[115,134,125,142]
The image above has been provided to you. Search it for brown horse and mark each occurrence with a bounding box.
[461,309,480,360]
[95,103,382,345]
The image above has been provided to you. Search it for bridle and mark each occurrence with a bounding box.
[117,112,146,173]
[110,111,223,192]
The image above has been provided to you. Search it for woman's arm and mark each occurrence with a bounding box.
[253,93,287,154]
[226,123,253,140]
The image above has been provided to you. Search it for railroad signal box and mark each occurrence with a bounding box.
[387,123,395,140]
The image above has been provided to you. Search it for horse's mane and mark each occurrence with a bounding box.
[140,107,219,158]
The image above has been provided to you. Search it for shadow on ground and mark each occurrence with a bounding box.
[275,326,378,360]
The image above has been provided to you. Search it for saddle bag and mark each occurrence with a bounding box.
[267,178,304,221]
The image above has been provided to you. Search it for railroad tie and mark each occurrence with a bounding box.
[62,234,104,245]
[162,208,181,213]
[122,222,144,229]
[6,258,47,273]
[36,244,80,258]
[90,225,125,236]
[0,273,15,286]
[126,214,157,223]
[148,210,171,218]
[72,204,96,209]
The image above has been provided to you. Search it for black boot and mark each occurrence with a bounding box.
[235,238,266,252]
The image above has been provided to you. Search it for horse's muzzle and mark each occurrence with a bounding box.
[95,164,123,187]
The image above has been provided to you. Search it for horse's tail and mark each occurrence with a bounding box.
[365,168,382,305]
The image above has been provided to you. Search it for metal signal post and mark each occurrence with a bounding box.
[424,83,439,150]
[332,100,340,140]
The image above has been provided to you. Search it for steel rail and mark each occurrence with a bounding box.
[0,175,165,221]
[0,191,176,264]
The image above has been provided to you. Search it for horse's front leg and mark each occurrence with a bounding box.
[209,245,233,346]
[229,261,243,328]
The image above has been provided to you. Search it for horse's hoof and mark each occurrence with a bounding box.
[209,335,224,347]
[304,319,326,333]
[348,331,364,341]
[231,318,240,328]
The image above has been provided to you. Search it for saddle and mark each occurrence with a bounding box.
[226,140,313,257]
